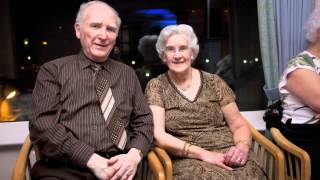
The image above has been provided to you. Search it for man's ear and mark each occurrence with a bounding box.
[74,23,81,39]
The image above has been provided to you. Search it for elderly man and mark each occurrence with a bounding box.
[29,1,153,179]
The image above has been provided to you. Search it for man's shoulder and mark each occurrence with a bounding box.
[108,59,135,73]
[42,54,78,68]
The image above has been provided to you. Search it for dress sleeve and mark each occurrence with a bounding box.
[145,78,164,107]
[210,74,236,106]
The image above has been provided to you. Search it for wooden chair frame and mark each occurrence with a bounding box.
[12,135,166,180]
[270,127,311,180]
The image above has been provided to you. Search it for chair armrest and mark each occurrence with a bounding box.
[153,147,173,180]
[270,127,311,179]
[147,150,165,180]
[247,121,285,180]
[12,135,32,180]
[270,128,310,162]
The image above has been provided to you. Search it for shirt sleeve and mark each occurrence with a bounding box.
[125,70,154,157]
[279,54,316,95]
[145,78,164,107]
[29,62,95,168]
[209,74,236,106]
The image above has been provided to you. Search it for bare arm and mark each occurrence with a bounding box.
[223,102,251,149]
[222,102,251,166]
[286,69,320,112]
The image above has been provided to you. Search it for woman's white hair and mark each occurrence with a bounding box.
[156,24,199,62]
[75,1,121,33]
[304,8,320,43]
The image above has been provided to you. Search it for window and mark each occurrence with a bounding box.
[0,0,266,122]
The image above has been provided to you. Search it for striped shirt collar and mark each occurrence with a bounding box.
[78,50,114,72]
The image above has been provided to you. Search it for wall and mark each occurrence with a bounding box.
[0,121,29,180]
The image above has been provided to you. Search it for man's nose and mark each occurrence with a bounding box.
[98,30,109,40]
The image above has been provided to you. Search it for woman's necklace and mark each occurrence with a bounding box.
[169,71,193,92]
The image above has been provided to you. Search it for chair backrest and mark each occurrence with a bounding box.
[248,122,285,180]
[270,127,311,180]
[12,135,41,180]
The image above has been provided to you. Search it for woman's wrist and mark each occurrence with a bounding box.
[191,145,207,160]
[234,140,251,151]
[182,142,192,157]
[181,142,205,160]
[235,140,251,147]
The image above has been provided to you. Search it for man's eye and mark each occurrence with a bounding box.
[107,27,116,32]
[90,24,100,28]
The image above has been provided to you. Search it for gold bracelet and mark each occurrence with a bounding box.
[235,140,251,148]
[185,144,192,157]
[182,142,188,156]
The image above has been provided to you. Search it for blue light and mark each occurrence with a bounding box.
[152,20,177,28]
[136,9,176,19]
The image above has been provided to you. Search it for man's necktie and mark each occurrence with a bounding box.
[92,64,127,150]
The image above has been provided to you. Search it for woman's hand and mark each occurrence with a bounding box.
[200,150,233,171]
[224,145,249,167]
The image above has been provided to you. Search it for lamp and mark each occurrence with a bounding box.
[0,90,17,121]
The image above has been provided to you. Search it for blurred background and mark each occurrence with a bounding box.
[0,0,266,122]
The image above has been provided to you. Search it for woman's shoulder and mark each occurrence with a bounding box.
[200,70,225,84]
[287,51,316,69]
[151,72,168,83]
[146,72,168,90]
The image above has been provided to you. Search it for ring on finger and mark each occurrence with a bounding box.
[124,171,130,176]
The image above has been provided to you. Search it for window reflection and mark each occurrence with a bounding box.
[1,0,266,122]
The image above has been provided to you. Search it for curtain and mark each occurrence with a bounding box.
[257,0,279,100]
[257,0,314,101]
[273,0,314,73]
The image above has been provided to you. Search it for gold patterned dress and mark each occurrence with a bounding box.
[145,70,267,180]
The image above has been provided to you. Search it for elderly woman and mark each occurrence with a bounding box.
[145,24,266,179]
[279,8,320,180]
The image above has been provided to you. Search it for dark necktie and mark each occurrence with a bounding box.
[91,64,127,150]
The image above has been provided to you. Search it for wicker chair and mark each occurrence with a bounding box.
[270,127,311,180]
[12,135,166,180]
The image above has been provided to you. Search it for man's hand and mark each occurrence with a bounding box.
[86,153,118,180]
[108,148,142,180]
